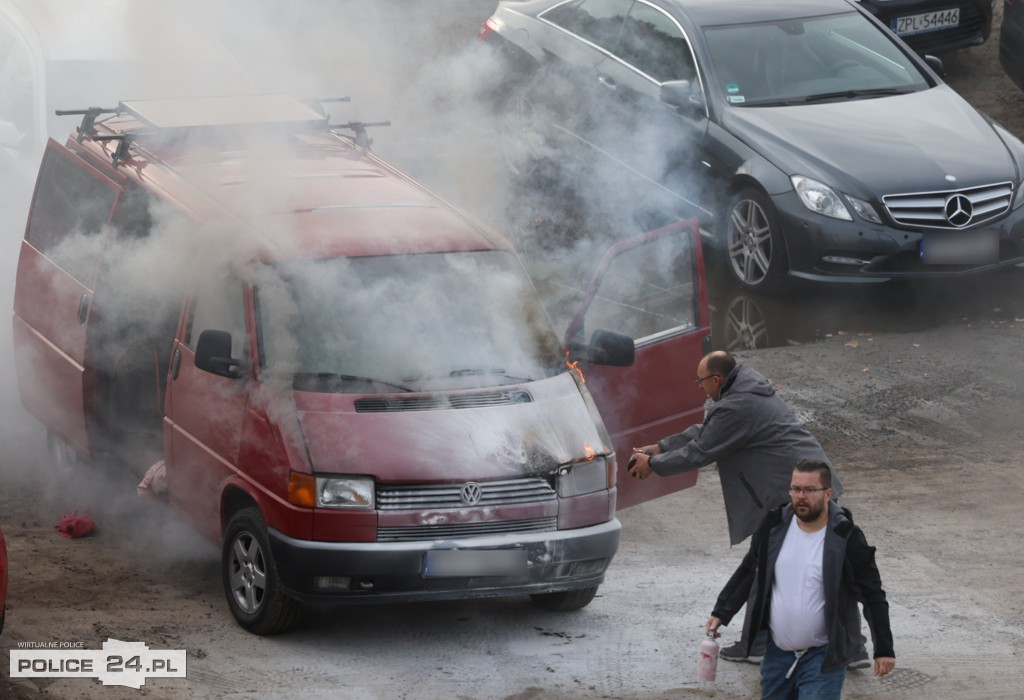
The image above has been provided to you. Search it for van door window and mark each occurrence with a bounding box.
[25,149,118,284]
[185,274,246,361]
[109,183,155,242]
[571,228,696,345]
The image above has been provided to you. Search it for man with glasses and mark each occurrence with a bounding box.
[628,350,861,665]
[628,350,841,549]
[705,461,895,698]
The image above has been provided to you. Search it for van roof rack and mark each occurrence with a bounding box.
[54,107,121,141]
[118,94,330,131]
[55,95,391,155]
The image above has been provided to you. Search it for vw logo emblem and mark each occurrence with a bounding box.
[460,482,482,506]
[944,194,973,227]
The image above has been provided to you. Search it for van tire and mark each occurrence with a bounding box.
[529,586,598,611]
[46,431,81,475]
[222,507,300,635]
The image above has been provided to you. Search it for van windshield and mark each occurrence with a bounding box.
[254,251,566,393]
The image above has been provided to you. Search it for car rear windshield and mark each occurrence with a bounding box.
[254,250,566,393]
[703,11,930,106]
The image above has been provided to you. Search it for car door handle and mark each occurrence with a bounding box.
[597,74,617,91]
[77,294,90,325]
[171,348,182,380]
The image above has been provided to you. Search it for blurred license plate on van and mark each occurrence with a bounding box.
[921,230,999,264]
[892,8,959,36]
[423,549,527,577]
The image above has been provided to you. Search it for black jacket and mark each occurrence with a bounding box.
[711,501,894,672]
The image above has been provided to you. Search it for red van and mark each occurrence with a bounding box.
[12,95,710,633]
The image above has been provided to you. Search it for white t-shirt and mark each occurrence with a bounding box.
[769,516,828,651]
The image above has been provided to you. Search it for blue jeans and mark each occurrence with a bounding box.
[760,639,846,699]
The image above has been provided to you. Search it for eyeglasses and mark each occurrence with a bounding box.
[694,374,720,386]
[789,487,828,496]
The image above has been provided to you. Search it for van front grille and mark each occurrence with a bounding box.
[377,517,558,542]
[377,478,556,510]
[355,390,532,413]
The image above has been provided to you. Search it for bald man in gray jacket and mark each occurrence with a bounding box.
[629,350,842,546]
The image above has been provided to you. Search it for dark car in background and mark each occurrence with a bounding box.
[481,0,1024,291]
[1,525,7,635]
[860,0,993,54]
[1000,0,1024,88]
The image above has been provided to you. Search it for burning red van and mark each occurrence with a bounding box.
[12,95,710,633]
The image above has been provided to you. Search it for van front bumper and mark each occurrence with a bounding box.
[267,519,621,604]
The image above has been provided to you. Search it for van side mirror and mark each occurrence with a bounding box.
[194,329,243,379]
[569,329,635,367]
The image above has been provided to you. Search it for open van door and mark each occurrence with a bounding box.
[563,218,711,509]
[12,139,121,458]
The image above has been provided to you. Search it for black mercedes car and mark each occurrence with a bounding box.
[481,0,1024,290]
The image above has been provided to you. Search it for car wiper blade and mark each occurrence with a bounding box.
[293,372,413,392]
[405,367,536,384]
[449,367,507,377]
[741,99,804,107]
[803,87,909,103]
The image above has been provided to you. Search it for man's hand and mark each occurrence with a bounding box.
[874,657,895,677]
[627,449,653,479]
[705,616,722,638]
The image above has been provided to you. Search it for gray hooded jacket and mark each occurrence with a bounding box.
[648,364,842,545]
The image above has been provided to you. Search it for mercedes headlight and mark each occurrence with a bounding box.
[792,175,852,221]
[845,194,882,223]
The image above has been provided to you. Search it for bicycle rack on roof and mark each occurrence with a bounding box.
[54,107,121,142]
[329,120,392,150]
[54,95,392,164]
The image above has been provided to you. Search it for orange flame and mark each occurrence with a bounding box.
[583,442,596,460]
[566,351,586,384]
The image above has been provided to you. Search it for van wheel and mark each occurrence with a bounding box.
[530,586,598,611]
[222,508,300,635]
[46,431,80,475]
[725,188,788,292]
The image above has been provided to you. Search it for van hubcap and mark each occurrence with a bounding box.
[229,533,267,614]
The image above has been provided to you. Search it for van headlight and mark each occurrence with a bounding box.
[557,457,613,497]
[792,175,852,221]
[317,476,375,509]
